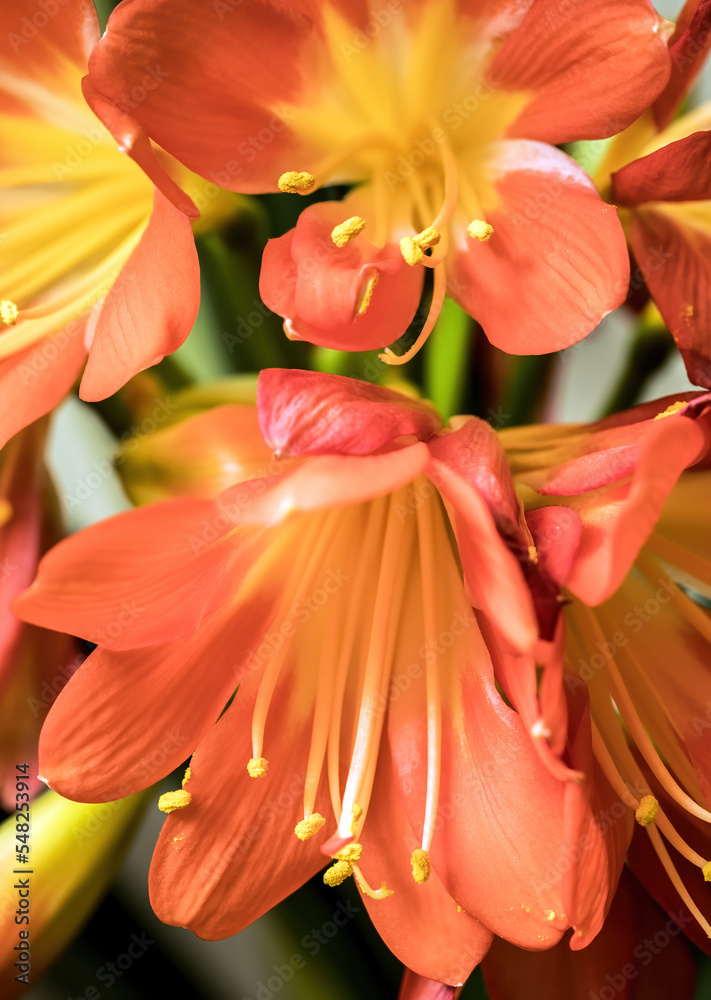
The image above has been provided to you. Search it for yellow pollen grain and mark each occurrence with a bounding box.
[703,861,711,882]
[356,273,379,316]
[546,910,556,922]
[635,794,659,827]
[1,300,18,326]
[684,304,694,318]
[415,226,441,250]
[468,219,494,242]
[527,545,538,565]
[158,790,192,814]
[350,803,363,834]
[334,842,363,864]
[182,766,192,787]
[457,905,462,912]
[331,216,366,247]
[400,236,424,266]
[247,756,269,778]
[654,401,687,421]
[294,813,326,841]
[323,860,354,886]
[411,848,431,885]
[278,170,315,194]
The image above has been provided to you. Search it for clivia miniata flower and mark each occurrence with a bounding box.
[499,392,711,954]
[0,0,202,448]
[15,370,615,989]
[83,0,672,361]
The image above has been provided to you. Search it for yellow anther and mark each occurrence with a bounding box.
[356,273,379,315]
[400,236,425,266]
[278,171,315,194]
[468,219,494,242]
[654,401,687,421]
[247,756,269,778]
[703,861,711,882]
[334,842,363,864]
[352,865,394,899]
[181,766,192,787]
[1,300,18,326]
[295,813,326,841]
[414,226,441,250]
[323,860,354,886]
[635,794,659,827]
[350,803,363,835]
[527,545,538,565]
[158,789,192,814]
[411,848,431,884]
[331,216,366,247]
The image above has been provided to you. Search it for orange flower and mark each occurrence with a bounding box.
[16,370,596,987]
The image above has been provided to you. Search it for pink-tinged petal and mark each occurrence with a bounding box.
[626,208,711,388]
[428,420,520,537]
[482,868,697,1000]
[0,0,98,104]
[260,204,424,353]
[357,741,492,986]
[81,79,199,218]
[0,323,87,451]
[14,498,262,650]
[149,661,330,938]
[564,407,711,604]
[258,369,441,457]
[399,971,462,1000]
[450,142,628,355]
[613,131,711,206]
[86,0,318,193]
[523,507,582,640]
[490,0,670,144]
[38,594,276,802]
[389,617,569,948]
[431,460,537,653]
[79,189,200,401]
[654,0,711,130]
[222,444,431,524]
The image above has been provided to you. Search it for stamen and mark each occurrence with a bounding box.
[182,766,192,787]
[0,300,18,326]
[416,227,441,250]
[647,825,711,937]
[352,864,394,899]
[295,813,326,841]
[158,789,192,813]
[400,236,425,266]
[654,401,687,420]
[323,860,354,886]
[334,842,363,863]
[411,848,431,884]
[356,272,379,315]
[350,803,363,834]
[467,219,494,242]
[704,862,711,882]
[278,171,315,195]
[332,216,366,247]
[247,756,269,778]
[635,794,659,827]
[527,545,538,565]
[380,260,447,365]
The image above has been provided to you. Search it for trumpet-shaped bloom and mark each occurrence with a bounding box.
[498,393,711,951]
[16,370,610,986]
[83,0,671,361]
[0,0,201,447]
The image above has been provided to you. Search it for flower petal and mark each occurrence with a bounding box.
[449,141,628,355]
[490,0,670,144]
[613,131,711,206]
[258,369,441,457]
[79,188,200,402]
[653,0,711,130]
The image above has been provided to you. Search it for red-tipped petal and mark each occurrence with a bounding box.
[258,369,441,457]
[654,0,711,130]
[613,131,711,206]
[79,188,200,401]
